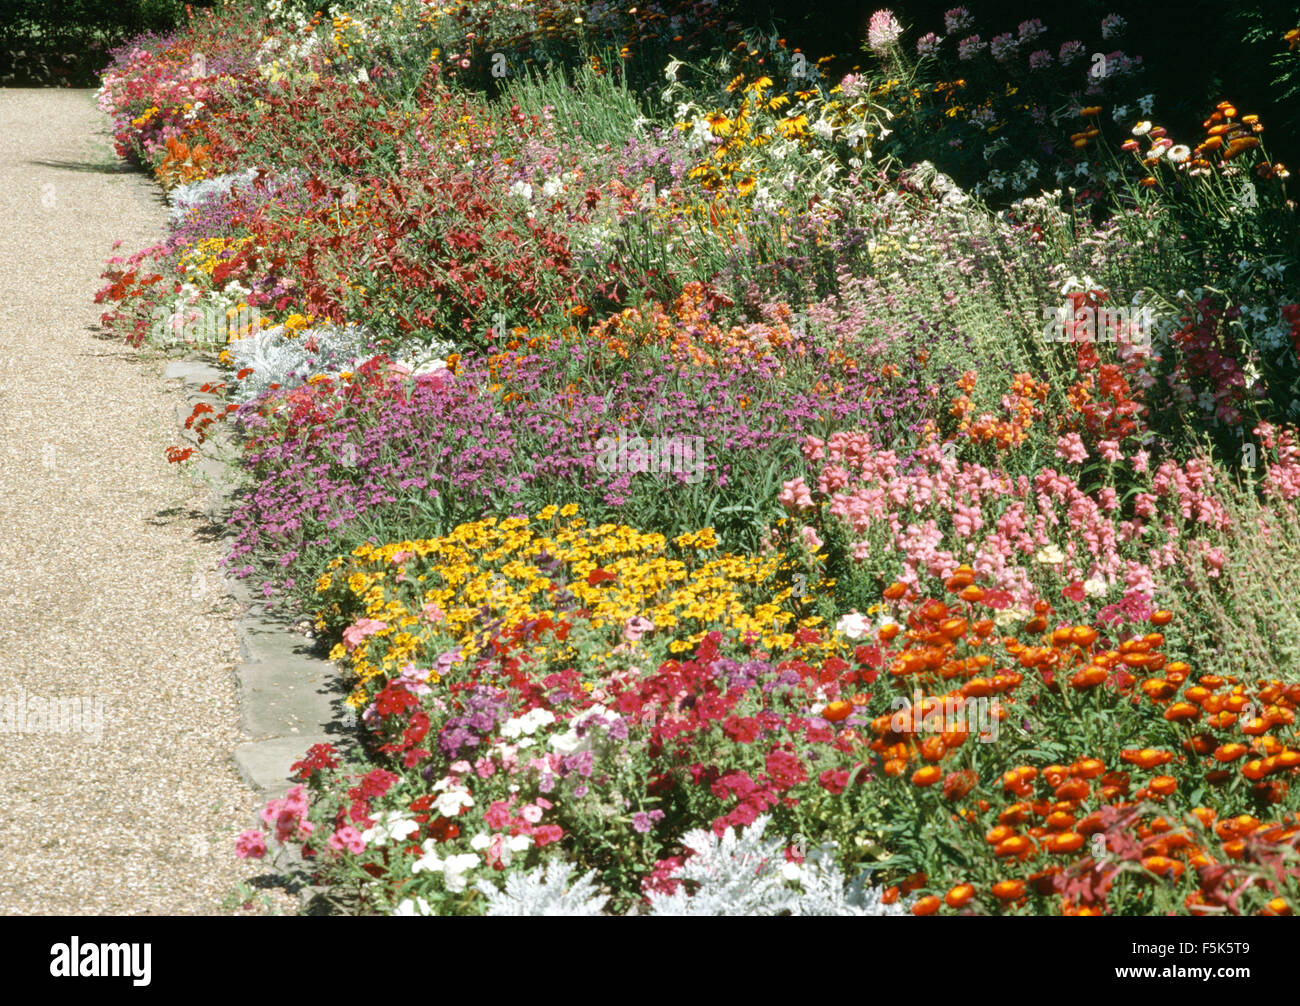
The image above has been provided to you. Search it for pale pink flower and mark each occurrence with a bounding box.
[1055,433,1089,464]
[342,617,387,651]
[800,525,824,552]
[1097,440,1123,462]
[779,476,815,512]
[623,616,655,642]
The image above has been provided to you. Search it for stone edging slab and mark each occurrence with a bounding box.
[163,358,358,910]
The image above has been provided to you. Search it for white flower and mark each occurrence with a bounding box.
[1110,104,1130,124]
[1083,574,1109,598]
[434,788,474,818]
[810,117,834,141]
[1074,161,1090,178]
[1131,120,1152,136]
[500,707,555,739]
[508,180,533,200]
[542,176,564,198]
[1166,144,1191,163]
[1034,544,1066,566]
[994,606,1032,628]
[411,840,445,875]
[442,853,481,893]
[391,897,434,916]
[362,812,419,847]
[1136,93,1155,115]
[663,56,684,82]
[835,611,872,640]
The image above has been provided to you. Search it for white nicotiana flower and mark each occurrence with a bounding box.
[1136,93,1155,114]
[687,117,712,150]
[811,117,834,141]
[663,56,684,82]
[1110,104,1130,123]
[1074,161,1090,178]
[1197,391,1217,412]
[509,180,533,200]
[1061,274,1097,295]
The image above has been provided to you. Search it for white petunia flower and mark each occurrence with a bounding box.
[442,853,481,893]
[362,812,420,847]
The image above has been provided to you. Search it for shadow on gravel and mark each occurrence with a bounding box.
[29,156,135,174]
[146,504,228,543]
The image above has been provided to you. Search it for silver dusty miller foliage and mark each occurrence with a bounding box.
[475,816,909,917]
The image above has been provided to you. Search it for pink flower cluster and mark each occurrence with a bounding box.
[237,784,314,858]
[786,431,1235,607]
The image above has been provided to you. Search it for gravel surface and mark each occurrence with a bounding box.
[0,89,294,915]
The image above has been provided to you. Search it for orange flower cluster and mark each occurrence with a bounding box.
[948,371,1049,449]
[1196,101,1264,161]
[585,282,799,369]
[862,577,1300,914]
[156,133,212,189]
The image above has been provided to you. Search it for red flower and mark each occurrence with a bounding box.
[722,715,761,743]
[765,749,808,791]
[1062,581,1086,602]
[586,567,617,586]
[290,743,339,781]
[426,817,460,843]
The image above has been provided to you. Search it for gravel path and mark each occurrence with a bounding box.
[0,89,288,914]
